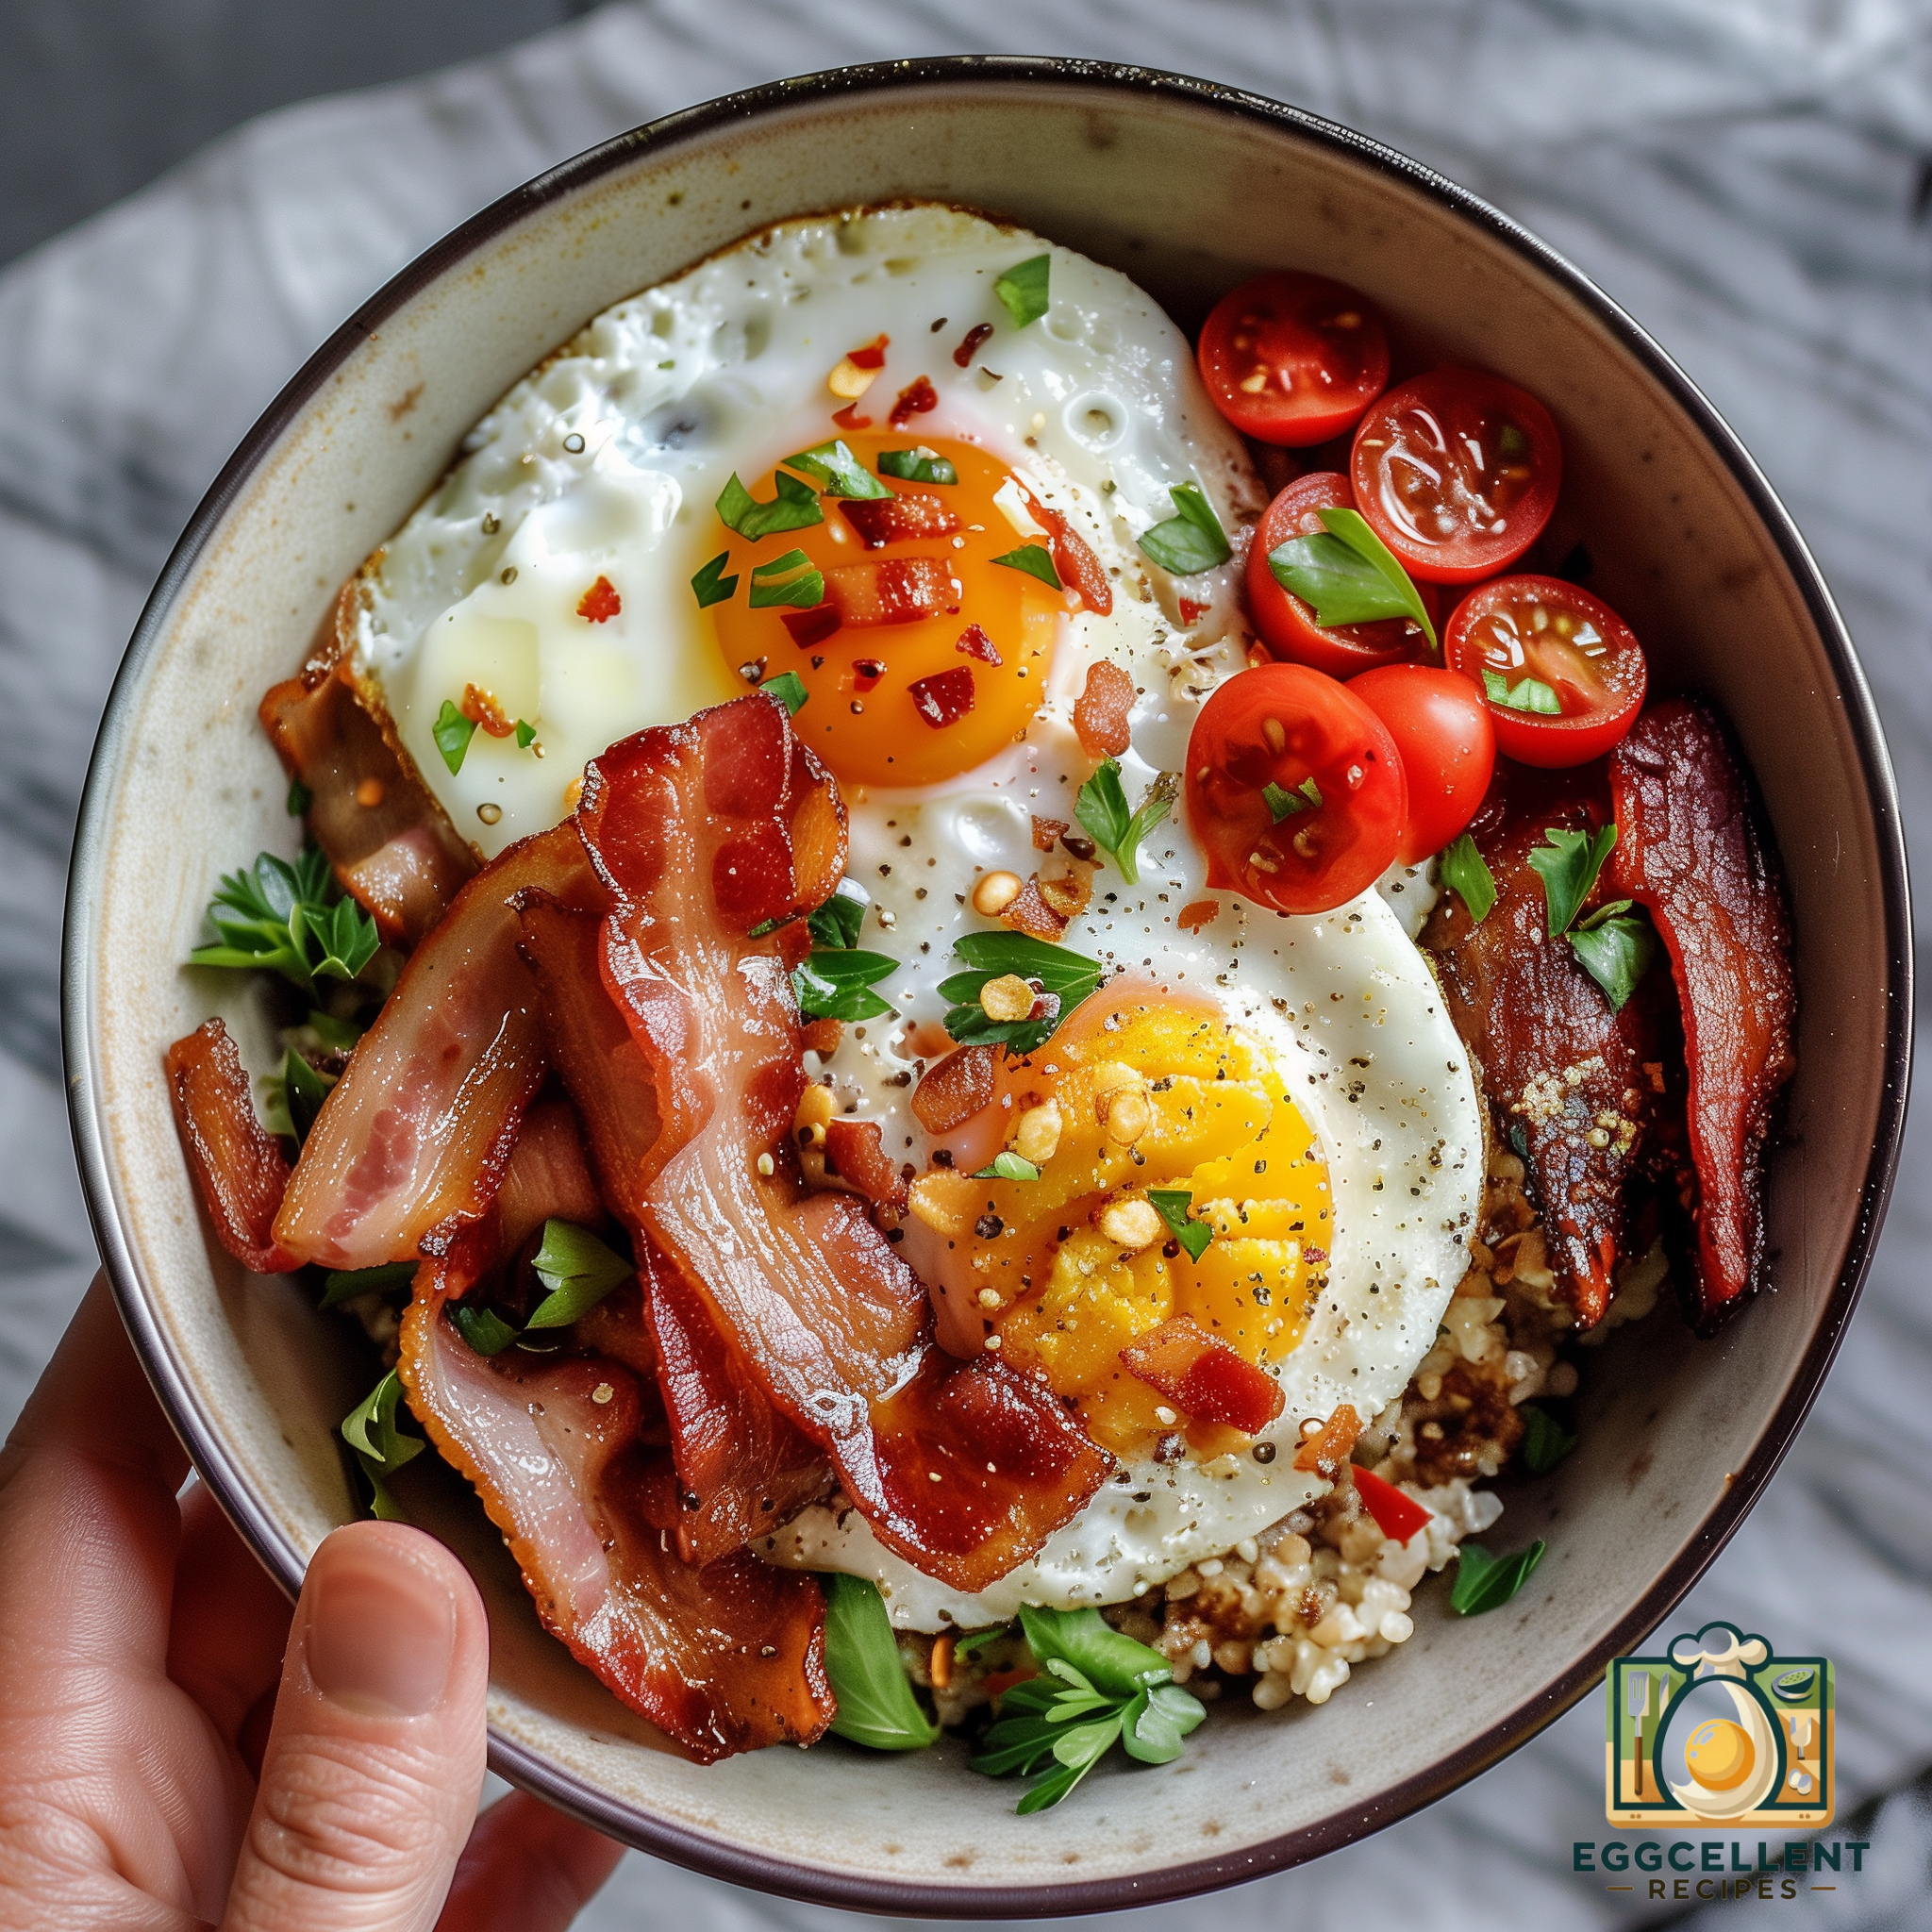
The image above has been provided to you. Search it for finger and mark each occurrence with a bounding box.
[433,1791,623,1932]
[168,1480,295,1744]
[220,1520,489,1932]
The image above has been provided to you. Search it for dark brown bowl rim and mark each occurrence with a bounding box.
[62,54,1912,1919]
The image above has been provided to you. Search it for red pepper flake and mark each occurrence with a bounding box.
[576,575,622,624]
[846,333,890,370]
[853,658,888,693]
[953,322,993,368]
[831,401,872,430]
[1352,1466,1432,1544]
[783,605,842,649]
[889,375,939,428]
[955,623,1003,666]
[1178,596,1208,627]
[1177,898,1220,934]
[908,666,974,729]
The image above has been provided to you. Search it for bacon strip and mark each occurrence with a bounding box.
[1607,701,1796,1328]
[164,1019,297,1274]
[576,694,1108,1590]
[398,1270,832,1761]
[1020,484,1112,616]
[1121,1316,1284,1435]
[824,558,957,628]
[274,825,598,1270]
[841,495,961,548]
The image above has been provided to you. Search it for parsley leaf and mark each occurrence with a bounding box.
[994,253,1051,328]
[286,777,312,816]
[691,551,739,608]
[974,1151,1041,1182]
[807,877,870,950]
[716,469,824,539]
[1262,776,1323,823]
[433,698,476,774]
[991,543,1061,591]
[1519,1403,1576,1474]
[1483,669,1561,714]
[1074,762,1179,885]
[747,549,824,609]
[877,446,958,485]
[514,718,538,748]
[760,671,809,715]
[1147,1187,1212,1261]
[1450,1538,1547,1616]
[1568,903,1656,1012]
[1267,506,1437,645]
[1441,832,1497,923]
[319,1260,416,1309]
[451,1303,518,1357]
[822,1574,941,1751]
[525,1220,635,1329]
[341,1369,425,1521]
[793,948,898,1024]
[268,1047,334,1145]
[1137,484,1231,575]
[1529,823,1618,938]
[188,847,380,994]
[784,439,892,500]
[939,932,1104,1055]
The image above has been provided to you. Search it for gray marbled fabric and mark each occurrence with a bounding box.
[3,3,1927,1924]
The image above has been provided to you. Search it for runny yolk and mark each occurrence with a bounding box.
[708,429,1068,789]
[918,994,1331,1460]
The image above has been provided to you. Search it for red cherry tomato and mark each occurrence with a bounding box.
[1444,575,1646,767]
[1185,662,1407,915]
[1246,474,1441,677]
[1351,368,1561,583]
[1347,664,1495,864]
[1198,273,1391,447]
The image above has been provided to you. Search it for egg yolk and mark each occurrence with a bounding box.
[1685,1719,1756,1791]
[928,994,1331,1459]
[708,430,1067,788]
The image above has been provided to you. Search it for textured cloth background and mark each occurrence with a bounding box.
[2,3,1928,1924]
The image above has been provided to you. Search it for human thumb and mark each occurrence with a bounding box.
[220,1519,489,1932]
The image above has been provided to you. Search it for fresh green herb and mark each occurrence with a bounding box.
[877,446,958,486]
[1074,762,1179,885]
[761,671,809,715]
[991,543,1062,591]
[793,948,898,1024]
[1147,1188,1213,1261]
[452,1303,519,1357]
[306,1008,364,1054]
[1262,776,1323,823]
[1450,1538,1547,1616]
[525,1220,635,1330]
[1519,1403,1576,1474]
[940,932,1105,1055]
[1267,506,1437,645]
[953,1625,1011,1657]
[784,439,892,500]
[1529,824,1618,939]
[691,550,740,609]
[807,877,870,951]
[993,253,1051,329]
[974,1151,1041,1182]
[271,1048,334,1144]
[341,1368,425,1521]
[188,847,380,993]
[432,698,477,774]
[319,1260,417,1309]
[823,1574,940,1751]
[1568,900,1657,1012]
[716,469,824,540]
[747,549,824,610]
[514,718,538,749]
[1441,832,1497,924]
[1136,484,1231,576]
[1482,669,1562,714]
[286,777,312,816]
[970,1605,1206,1812]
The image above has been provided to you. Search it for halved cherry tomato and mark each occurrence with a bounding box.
[1351,368,1560,583]
[1247,473,1440,677]
[1185,662,1407,915]
[1198,273,1390,447]
[1444,575,1646,767]
[1347,664,1494,864]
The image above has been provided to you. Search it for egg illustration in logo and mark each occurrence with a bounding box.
[1657,1627,1782,1819]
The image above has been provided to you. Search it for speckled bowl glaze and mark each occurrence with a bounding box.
[63,58,1909,1915]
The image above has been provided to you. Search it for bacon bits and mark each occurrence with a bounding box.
[576,575,622,624]
[841,494,961,548]
[1292,1402,1361,1477]
[908,667,975,730]
[1031,814,1069,851]
[957,624,1003,666]
[999,874,1069,941]
[889,375,939,427]
[461,682,515,738]
[165,1019,297,1274]
[782,605,841,649]
[1121,1316,1286,1436]
[825,558,954,629]
[1177,898,1220,934]
[1021,485,1113,616]
[911,1043,999,1135]
[953,321,993,368]
[1074,658,1135,757]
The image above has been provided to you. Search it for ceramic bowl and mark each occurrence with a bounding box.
[62,58,1910,1915]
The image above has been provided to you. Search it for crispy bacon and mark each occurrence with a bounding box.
[1121,1316,1284,1435]
[841,495,961,548]
[782,605,841,649]
[575,694,1108,1589]
[398,1270,831,1761]
[824,558,956,629]
[911,1044,998,1135]
[491,1097,601,1256]
[274,825,599,1270]
[1424,766,1684,1327]
[1607,701,1796,1328]
[259,597,476,945]
[822,1118,908,1213]
[1020,485,1112,616]
[908,667,974,729]
[1292,1403,1362,1479]
[164,1019,297,1274]
[998,874,1068,941]
[1074,659,1135,758]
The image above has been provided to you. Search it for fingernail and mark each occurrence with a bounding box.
[304,1547,457,1717]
